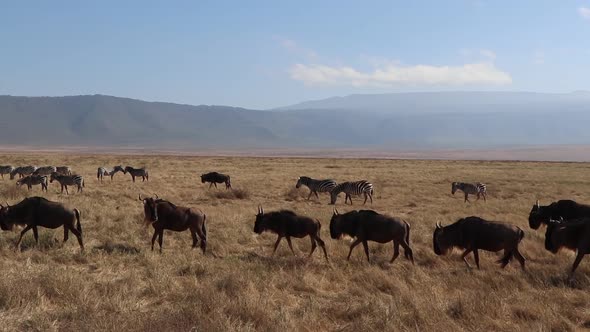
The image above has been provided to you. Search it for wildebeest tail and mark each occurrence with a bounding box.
[74,208,82,234]
[404,220,411,259]
[517,228,525,242]
[146,171,149,181]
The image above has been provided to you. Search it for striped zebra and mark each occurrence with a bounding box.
[0,166,14,179]
[451,182,487,202]
[295,176,337,200]
[10,166,37,180]
[33,166,57,176]
[16,175,48,192]
[50,173,84,194]
[56,166,72,175]
[125,166,148,182]
[97,165,125,182]
[330,180,374,205]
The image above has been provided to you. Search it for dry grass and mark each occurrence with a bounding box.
[0,154,589,331]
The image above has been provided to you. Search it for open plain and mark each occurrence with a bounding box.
[0,153,589,331]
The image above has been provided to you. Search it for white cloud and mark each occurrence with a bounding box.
[274,36,318,60]
[289,62,512,87]
[579,7,590,19]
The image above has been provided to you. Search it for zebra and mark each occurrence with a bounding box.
[451,182,487,202]
[124,166,148,182]
[50,172,84,194]
[97,165,125,182]
[16,175,48,192]
[295,176,337,200]
[33,166,57,176]
[330,180,374,205]
[10,166,37,180]
[0,166,14,179]
[56,166,72,175]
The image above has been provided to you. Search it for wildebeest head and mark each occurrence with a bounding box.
[253,206,266,234]
[139,194,158,223]
[329,208,344,239]
[201,174,207,183]
[433,222,454,255]
[528,200,546,230]
[451,182,459,195]
[0,203,13,231]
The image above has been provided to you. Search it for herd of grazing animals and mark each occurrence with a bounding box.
[0,163,589,280]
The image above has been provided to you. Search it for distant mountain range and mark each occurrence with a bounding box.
[1,92,590,150]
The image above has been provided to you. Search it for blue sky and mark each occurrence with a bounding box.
[1,1,589,109]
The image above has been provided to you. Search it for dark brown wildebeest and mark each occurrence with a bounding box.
[433,216,525,269]
[0,196,83,251]
[125,166,148,182]
[16,175,48,192]
[201,172,231,189]
[329,209,413,264]
[528,199,590,230]
[544,218,590,278]
[253,206,328,261]
[140,195,207,253]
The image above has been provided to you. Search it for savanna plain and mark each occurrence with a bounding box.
[0,153,589,332]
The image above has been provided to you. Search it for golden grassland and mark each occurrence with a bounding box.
[0,154,589,331]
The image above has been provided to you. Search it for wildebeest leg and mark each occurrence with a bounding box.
[67,224,84,251]
[347,239,362,260]
[308,237,317,257]
[157,229,164,253]
[314,236,328,262]
[63,225,69,242]
[33,226,39,245]
[195,226,207,254]
[569,252,585,279]
[400,241,414,264]
[460,248,473,268]
[362,240,370,262]
[286,236,296,256]
[191,231,199,248]
[473,249,480,269]
[151,229,158,251]
[214,183,218,188]
[514,248,526,270]
[390,241,400,263]
[272,235,283,255]
[15,225,34,251]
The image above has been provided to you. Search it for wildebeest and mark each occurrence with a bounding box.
[433,216,525,269]
[451,182,487,203]
[0,165,15,179]
[125,166,148,182]
[253,206,328,261]
[33,166,57,176]
[0,197,83,251]
[10,166,37,180]
[50,173,84,194]
[16,175,48,192]
[97,165,125,182]
[56,166,72,176]
[201,172,231,189]
[529,199,590,230]
[140,195,207,253]
[544,218,590,278]
[329,209,413,264]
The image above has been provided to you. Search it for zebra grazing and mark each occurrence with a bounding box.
[125,166,148,182]
[56,166,72,175]
[451,182,487,202]
[10,166,37,180]
[16,175,48,192]
[50,173,84,194]
[295,176,337,200]
[0,166,14,179]
[97,165,125,182]
[330,180,374,205]
[33,166,57,176]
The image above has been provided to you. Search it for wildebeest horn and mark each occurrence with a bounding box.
[138,194,142,201]
[154,193,159,199]
[436,222,442,229]
[536,200,539,208]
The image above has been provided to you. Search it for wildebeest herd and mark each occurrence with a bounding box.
[0,164,588,280]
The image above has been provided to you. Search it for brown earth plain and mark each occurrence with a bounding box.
[0,153,589,332]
